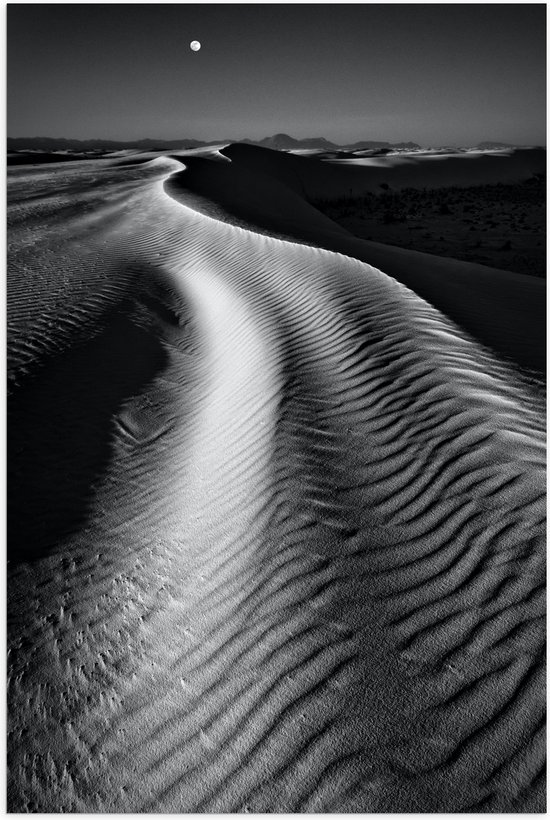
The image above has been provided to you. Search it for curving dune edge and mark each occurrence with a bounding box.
[7,148,546,812]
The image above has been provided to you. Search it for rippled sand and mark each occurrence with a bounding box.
[7,147,545,812]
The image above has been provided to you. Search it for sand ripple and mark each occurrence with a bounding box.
[7,151,545,812]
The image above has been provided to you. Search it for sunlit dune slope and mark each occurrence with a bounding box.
[7,150,545,812]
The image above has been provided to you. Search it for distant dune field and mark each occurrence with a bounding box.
[7,146,545,812]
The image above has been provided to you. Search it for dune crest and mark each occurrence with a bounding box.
[167,145,546,375]
[7,151,545,812]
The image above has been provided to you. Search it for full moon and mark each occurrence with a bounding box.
[190,40,201,51]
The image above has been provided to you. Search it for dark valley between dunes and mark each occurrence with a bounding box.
[7,141,546,813]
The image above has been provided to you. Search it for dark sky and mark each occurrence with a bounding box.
[7,3,547,145]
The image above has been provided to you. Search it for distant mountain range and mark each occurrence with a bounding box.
[7,136,207,152]
[7,134,540,163]
[7,133,422,153]
[240,134,421,151]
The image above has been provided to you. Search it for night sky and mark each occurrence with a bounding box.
[7,3,546,146]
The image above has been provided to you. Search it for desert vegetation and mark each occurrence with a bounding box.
[312,174,545,277]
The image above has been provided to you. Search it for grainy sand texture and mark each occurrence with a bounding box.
[7,146,546,812]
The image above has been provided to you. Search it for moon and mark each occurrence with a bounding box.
[190,40,201,52]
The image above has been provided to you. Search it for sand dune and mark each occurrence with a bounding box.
[169,145,545,375]
[7,148,546,811]
[219,143,546,196]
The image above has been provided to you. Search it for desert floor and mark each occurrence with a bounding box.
[313,176,545,279]
[7,146,546,812]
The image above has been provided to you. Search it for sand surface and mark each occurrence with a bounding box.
[7,147,546,812]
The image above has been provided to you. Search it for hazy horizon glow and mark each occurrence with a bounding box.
[7,4,547,146]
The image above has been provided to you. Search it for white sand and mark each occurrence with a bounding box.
[7,148,545,812]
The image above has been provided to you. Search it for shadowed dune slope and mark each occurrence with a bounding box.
[220,143,546,196]
[7,152,545,812]
[167,144,546,375]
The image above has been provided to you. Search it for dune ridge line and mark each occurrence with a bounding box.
[7,149,545,812]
